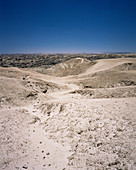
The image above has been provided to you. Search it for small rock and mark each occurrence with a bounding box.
[22,165,28,169]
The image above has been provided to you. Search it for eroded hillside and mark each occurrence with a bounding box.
[0,56,136,169]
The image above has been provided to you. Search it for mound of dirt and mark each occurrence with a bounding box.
[0,76,31,106]
[0,67,62,106]
[70,86,136,98]
[22,77,61,93]
[111,62,136,71]
[76,70,136,88]
[44,58,96,76]
[0,67,30,79]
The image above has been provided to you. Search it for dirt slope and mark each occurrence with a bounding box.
[0,57,136,169]
[44,58,96,76]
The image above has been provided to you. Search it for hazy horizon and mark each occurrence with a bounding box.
[0,51,136,55]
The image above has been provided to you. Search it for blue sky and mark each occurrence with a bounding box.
[0,0,136,53]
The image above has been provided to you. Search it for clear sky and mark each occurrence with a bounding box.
[0,0,136,54]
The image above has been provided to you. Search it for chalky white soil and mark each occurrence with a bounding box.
[0,58,136,169]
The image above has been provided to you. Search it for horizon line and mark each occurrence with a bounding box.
[0,52,136,55]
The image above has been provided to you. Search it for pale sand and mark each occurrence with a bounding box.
[0,58,136,169]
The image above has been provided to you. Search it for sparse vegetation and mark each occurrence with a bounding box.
[0,53,136,68]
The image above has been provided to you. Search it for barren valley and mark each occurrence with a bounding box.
[0,54,136,169]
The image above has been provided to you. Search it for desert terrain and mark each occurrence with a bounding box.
[0,54,136,169]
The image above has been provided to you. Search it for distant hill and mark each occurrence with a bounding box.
[0,53,136,68]
[104,52,135,54]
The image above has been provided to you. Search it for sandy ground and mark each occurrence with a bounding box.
[0,58,136,169]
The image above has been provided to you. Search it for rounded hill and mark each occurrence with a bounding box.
[45,58,96,77]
